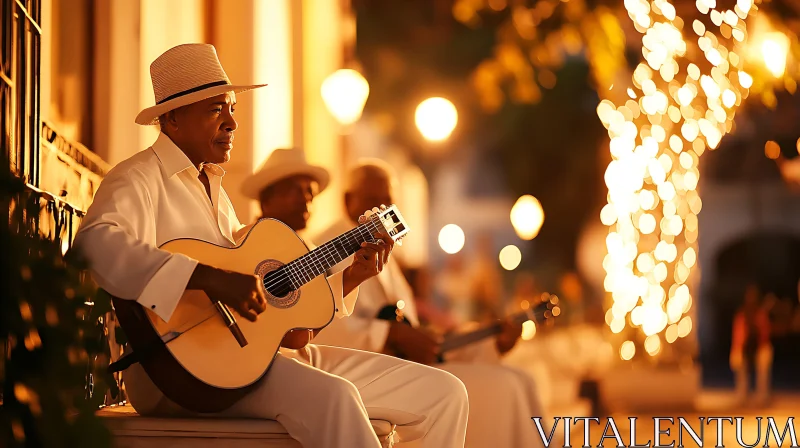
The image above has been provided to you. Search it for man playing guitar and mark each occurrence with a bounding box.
[72,44,468,448]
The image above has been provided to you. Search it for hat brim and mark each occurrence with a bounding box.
[241,164,331,200]
[135,83,268,126]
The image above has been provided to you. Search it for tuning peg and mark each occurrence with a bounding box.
[395,238,403,247]
[358,215,368,224]
[380,204,387,211]
[372,207,380,214]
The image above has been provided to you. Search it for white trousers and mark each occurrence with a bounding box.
[438,363,544,448]
[127,344,469,448]
[444,340,547,448]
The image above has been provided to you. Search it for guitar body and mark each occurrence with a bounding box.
[112,219,336,413]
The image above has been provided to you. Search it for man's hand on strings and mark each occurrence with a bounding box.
[343,207,395,292]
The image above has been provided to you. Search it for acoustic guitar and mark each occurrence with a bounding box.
[110,205,409,413]
[377,293,560,362]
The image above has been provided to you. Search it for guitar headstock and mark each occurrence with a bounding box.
[364,204,411,246]
[516,292,561,325]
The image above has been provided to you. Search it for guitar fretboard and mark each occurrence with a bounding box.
[280,218,385,290]
[438,308,548,354]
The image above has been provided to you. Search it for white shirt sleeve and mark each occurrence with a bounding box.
[72,169,198,322]
[326,270,359,319]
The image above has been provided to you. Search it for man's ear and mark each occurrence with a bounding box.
[163,109,180,132]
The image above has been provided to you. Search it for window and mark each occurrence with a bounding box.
[2,0,42,186]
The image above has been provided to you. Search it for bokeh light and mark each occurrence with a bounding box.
[438,224,466,254]
[644,334,662,356]
[765,140,781,159]
[415,97,458,142]
[620,340,636,360]
[521,320,537,340]
[320,69,369,126]
[510,195,545,240]
[599,0,757,357]
[761,32,789,78]
[499,245,522,270]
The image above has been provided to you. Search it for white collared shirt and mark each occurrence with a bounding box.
[73,132,356,324]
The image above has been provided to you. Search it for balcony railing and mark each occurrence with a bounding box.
[35,121,109,249]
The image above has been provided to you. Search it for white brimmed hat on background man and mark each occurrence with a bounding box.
[135,43,268,126]
[241,148,331,200]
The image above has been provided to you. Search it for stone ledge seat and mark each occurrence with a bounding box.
[97,404,397,447]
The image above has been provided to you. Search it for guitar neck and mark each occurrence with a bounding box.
[438,324,504,353]
[283,219,383,288]
[438,308,546,355]
[260,205,409,298]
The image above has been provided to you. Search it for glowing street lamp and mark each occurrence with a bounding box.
[415,97,458,142]
[510,195,545,240]
[321,69,370,127]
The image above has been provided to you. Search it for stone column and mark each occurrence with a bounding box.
[301,0,345,236]
[92,0,141,165]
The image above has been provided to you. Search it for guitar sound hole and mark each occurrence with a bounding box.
[262,270,293,298]
[255,259,301,309]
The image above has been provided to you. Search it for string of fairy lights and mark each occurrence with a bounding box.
[598,0,758,359]
[452,0,800,362]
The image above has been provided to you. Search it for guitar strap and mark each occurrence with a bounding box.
[106,337,163,373]
[107,352,140,373]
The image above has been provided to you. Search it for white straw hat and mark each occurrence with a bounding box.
[241,148,330,200]
[135,43,267,126]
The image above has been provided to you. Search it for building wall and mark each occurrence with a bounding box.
[81,0,346,228]
[40,0,428,265]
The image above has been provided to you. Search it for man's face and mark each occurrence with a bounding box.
[169,92,237,165]
[346,174,393,222]
[259,175,318,231]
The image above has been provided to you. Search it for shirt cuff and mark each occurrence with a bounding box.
[326,270,359,318]
[136,253,198,323]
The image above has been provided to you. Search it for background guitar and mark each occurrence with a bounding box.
[377,293,561,363]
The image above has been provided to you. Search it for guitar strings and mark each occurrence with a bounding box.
[261,223,376,295]
[267,218,381,292]
[270,220,377,289]
[260,217,384,293]
[297,218,383,286]
[262,221,370,291]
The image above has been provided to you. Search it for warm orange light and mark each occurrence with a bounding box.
[438,224,465,254]
[415,97,458,142]
[761,32,789,78]
[321,69,370,127]
[620,340,636,360]
[499,245,522,271]
[765,141,781,159]
[510,195,545,240]
[600,0,756,350]
[521,320,537,340]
